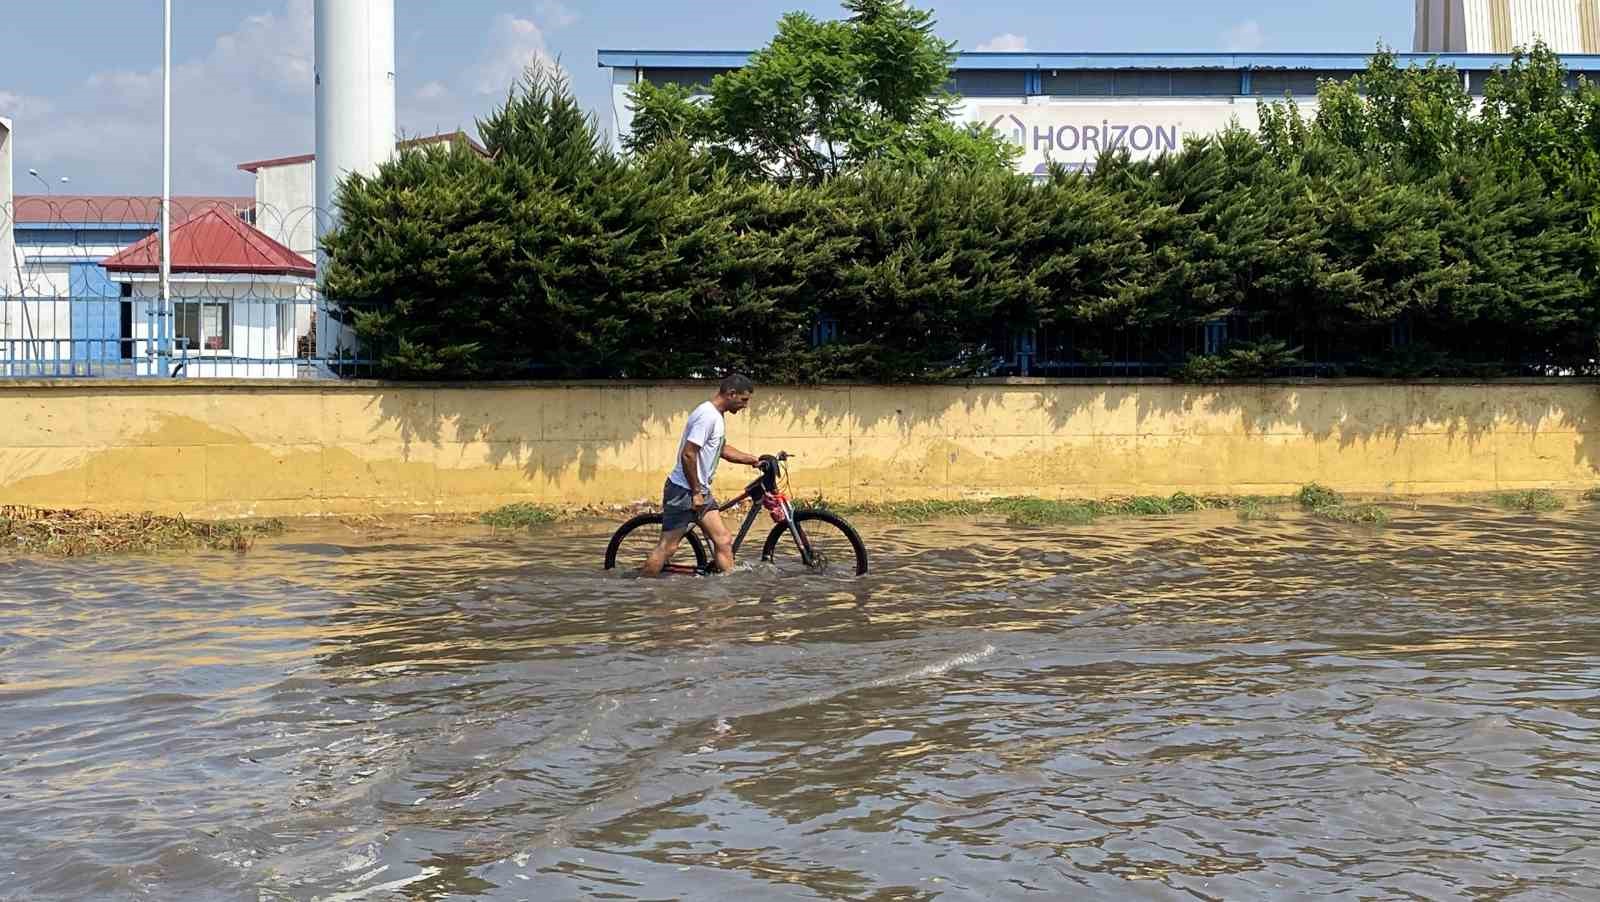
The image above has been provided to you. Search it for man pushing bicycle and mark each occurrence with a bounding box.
[642,374,763,576]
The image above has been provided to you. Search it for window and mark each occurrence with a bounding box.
[641,68,725,91]
[119,299,134,361]
[1470,70,1589,95]
[1169,71,1242,96]
[1250,70,1357,97]
[175,301,230,352]
[1043,71,1116,96]
[1041,69,1241,97]
[1043,69,1241,97]
[1114,71,1176,96]
[277,303,295,356]
[953,71,1025,97]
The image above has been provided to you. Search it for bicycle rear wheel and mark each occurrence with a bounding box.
[760,511,869,576]
[604,513,708,574]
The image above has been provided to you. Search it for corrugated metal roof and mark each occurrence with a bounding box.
[102,208,313,278]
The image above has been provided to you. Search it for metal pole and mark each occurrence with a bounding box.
[158,0,172,377]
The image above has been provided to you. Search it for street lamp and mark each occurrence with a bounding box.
[158,0,172,375]
[25,170,70,195]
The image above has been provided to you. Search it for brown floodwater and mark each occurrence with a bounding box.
[3,504,1600,901]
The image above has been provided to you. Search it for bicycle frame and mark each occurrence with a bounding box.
[664,456,814,574]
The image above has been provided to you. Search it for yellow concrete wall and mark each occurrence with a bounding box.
[2,380,1598,518]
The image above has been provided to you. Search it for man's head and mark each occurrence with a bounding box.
[716,373,754,414]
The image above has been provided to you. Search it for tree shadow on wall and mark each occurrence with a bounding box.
[366,381,1037,495]
[1055,379,1600,466]
[363,379,1600,498]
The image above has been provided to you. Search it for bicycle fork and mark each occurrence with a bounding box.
[780,499,816,567]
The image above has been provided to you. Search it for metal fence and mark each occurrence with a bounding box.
[990,316,1600,379]
[994,318,1354,378]
[3,197,376,380]
[0,295,376,379]
[7,197,1596,381]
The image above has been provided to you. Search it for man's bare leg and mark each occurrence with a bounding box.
[642,527,688,577]
[698,509,735,573]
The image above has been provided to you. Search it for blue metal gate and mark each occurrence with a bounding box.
[68,264,125,365]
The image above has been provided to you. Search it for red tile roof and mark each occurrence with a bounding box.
[102,209,314,278]
[236,130,489,172]
[12,195,255,225]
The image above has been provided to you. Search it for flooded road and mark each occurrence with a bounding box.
[3,504,1600,900]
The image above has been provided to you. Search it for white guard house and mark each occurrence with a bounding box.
[102,208,316,378]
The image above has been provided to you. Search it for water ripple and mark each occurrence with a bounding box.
[3,505,1600,899]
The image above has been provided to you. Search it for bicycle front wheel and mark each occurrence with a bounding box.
[760,511,868,576]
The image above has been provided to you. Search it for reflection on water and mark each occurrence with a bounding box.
[3,505,1600,900]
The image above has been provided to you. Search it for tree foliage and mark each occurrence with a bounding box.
[323,41,1600,382]
[624,0,1017,181]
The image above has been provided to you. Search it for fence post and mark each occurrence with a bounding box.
[811,316,840,347]
[1204,319,1229,356]
[1389,316,1412,349]
[1013,328,1037,377]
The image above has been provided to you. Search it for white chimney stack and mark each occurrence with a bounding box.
[313,0,396,275]
[313,0,395,363]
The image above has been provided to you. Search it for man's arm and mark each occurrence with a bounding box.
[682,442,705,496]
[721,443,761,468]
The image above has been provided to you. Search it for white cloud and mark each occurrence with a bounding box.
[976,33,1029,52]
[473,15,565,96]
[537,0,579,29]
[84,70,160,103]
[401,80,474,140]
[0,90,54,119]
[1222,20,1265,52]
[12,1,577,194]
[15,0,316,196]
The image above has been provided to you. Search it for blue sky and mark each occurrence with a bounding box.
[1,1,1413,195]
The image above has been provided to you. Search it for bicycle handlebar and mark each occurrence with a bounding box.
[751,452,795,496]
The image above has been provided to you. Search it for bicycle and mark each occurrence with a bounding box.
[604,452,869,576]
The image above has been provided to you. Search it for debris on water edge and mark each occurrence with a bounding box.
[0,505,285,557]
[6,484,1593,556]
[799,491,1303,527]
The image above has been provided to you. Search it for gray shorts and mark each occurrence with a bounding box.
[662,480,715,531]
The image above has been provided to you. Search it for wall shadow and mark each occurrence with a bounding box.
[365,379,1600,502]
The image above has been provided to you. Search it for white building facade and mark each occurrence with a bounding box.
[1,197,254,376]
[238,132,488,266]
[116,274,313,379]
[241,156,319,264]
[99,207,318,379]
[1416,0,1600,53]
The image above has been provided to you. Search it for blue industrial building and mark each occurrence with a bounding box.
[601,50,1600,174]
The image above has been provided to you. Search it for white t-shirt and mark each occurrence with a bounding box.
[668,401,726,491]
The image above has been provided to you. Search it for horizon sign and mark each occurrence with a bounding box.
[973,103,1266,176]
